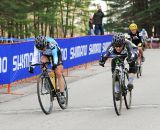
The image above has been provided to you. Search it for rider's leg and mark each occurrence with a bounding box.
[138,47,143,57]
[40,55,49,63]
[128,61,136,90]
[55,65,65,103]
[138,47,145,62]
[55,65,64,94]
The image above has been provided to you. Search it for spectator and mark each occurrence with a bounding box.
[93,5,104,35]
[140,28,148,49]
[87,15,95,35]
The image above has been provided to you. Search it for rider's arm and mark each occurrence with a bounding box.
[51,46,58,65]
[29,46,40,73]
[51,45,63,66]
[32,46,40,65]
[102,43,113,61]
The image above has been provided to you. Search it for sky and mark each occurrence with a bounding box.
[91,0,107,12]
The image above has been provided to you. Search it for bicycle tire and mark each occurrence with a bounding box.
[112,70,122,116]
[123,69,132,109]
[37,76,53,115]
[57,74,68,109]
[140,65,142,76]
[137,66,140,78]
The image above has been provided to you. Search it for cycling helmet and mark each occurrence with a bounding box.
[35,35,47,50]
[112,33,125,47]
[142,28,145,32]
[129,23,138,30]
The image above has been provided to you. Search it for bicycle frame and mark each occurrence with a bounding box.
[114,59,126,90]
[31,62,57,93]
[31,62,68,114]
[110,54,132,115]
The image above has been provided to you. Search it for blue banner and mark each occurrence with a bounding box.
[57,35,112,68]
[0,35,112,85]
[0,44,11,84]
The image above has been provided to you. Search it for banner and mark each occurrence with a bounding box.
[0,35,112,85]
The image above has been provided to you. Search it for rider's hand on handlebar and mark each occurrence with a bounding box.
[99,56,105,67]
[99,60,105,67]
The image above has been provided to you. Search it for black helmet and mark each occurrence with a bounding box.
[112,33,125,47]
[35,35,47,50]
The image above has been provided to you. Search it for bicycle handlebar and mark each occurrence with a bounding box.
[106,54,128,59]
[30,62,50,67]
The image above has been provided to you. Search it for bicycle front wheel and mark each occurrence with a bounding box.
[137,65,140,78]
[57,74,68,109]
[112,70,122,116]
[37,76,53,115]
[139,65,142,76]
[123,69,132,109]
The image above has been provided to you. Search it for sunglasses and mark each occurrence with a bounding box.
[115,45,123,48]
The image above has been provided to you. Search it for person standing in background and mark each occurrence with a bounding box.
[93,5,104,35]
[88,15,95,35]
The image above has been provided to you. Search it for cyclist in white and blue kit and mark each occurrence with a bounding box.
[29,35,65,104]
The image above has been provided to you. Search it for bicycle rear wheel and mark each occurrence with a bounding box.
[112,70,122,116]
[57,75,68,109]
[37,76,53,114]
[123,69,132,109]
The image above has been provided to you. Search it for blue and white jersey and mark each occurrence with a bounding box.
[32,37,62,65]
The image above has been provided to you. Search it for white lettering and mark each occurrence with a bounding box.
[0,57,7,73]
[13,53,34,71]
[61,48,68,61]
[70,45,87,59]
[89,43,101,55]
[102,42,111,52]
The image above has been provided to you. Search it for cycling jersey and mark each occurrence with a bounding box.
[103,39,137,74]
[32,37,62,66]
[104,39,136,59]
[140,30,148,43]
[128,31,142,46]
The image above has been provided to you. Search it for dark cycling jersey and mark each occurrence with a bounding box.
[103,39,137,74]
[128,31,142,46]
[104,39,135,59]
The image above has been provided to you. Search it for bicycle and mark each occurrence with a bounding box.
[31,62,68,115]
[109,54,132,115]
